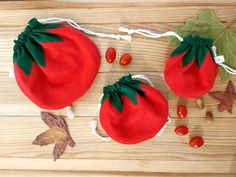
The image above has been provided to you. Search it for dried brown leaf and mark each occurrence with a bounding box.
[226,80,235,96]
[41,112,68,130]
[208,91,224,100]
[53,141,67,161]
[33,129,55,146]
[33,112,75,161]
[209,80,236,113]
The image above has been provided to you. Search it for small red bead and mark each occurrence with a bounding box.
[119,53,132,66]
[175,125,189,135]
[189,136,204,148]
[105,47,116,63]
[177,105,188,119]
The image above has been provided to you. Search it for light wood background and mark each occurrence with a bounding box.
[0,1,236,176]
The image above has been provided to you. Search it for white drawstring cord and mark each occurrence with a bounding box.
[118,27,184,42]
[92,74,170,141]
[157,116,171,136]
[89,119,111,141]
[97,94,104,112]
[118,27,236,76]
[66,105,74,119]
[37,18,183,42]
[37,18,132,42]
[132,74,154,87]
[9,69,15,78]
[211,46,236,75]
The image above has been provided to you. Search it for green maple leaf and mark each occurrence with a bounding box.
[168,9,236,82]
[167,89,178,100]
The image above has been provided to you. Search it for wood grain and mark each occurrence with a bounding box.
[1,115,236,160]
[0,170,235,177]
[1,72,236,117]
[0,0,236,176]
[0,6,235,26]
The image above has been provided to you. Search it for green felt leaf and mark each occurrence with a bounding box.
[196,46,208,69]
[13,18,63,76]
[171,35,213,69]
[127,80,146,97]
[171,42,189,56]
[101,74,146,112]
[13,45,33,76]
[182,45,197,66]
[168,9,236,82]
[25,38,45,66]
[120,85,137,105]
[109,92,123,113]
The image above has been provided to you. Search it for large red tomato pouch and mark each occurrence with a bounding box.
[164,35,218,98]
[13,18,100,110]
[99,74,169,144]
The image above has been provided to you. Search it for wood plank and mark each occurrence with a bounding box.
[0,115,236,160]
[0,1,236,175]
[0,6,235,26]
[0,170,235,177]
[0,158,235,173]
[0,72,236,117]
[0,1,236,11]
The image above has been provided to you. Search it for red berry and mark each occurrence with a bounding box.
[119,53,132,66]
[189,136,204,148]
[177,105,187,119]
[105,47,116,63]
[175,125,188,135]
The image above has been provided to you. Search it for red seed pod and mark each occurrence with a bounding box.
[177,105,187,119]
[189,136,204,148]
[105,47,116,63]
[119,53,132,66]
[175,125,188,135]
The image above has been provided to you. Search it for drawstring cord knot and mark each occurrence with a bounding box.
[211,46,236,75]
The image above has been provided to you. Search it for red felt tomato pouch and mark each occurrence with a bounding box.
[13,18,131,111]
[117,27,236,98]
[13,18,100,110]
[164,35,218,98]
[92,74,169,144]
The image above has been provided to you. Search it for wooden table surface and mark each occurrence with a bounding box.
[0,1,236,176]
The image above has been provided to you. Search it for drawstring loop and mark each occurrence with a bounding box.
[90,119,111,141]
[37,18,132,42]
[66,105,74,119]
[118,27,184,42]
[211,46,236,75]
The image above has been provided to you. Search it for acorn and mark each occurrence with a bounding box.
[196,97,204,109]
[205,111,214,123]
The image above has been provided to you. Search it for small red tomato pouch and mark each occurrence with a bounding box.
[118,27,236,98]
[164,35,218,98]
[13,18,131,110]
[92,74,169,144]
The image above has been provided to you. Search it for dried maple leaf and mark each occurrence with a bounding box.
[33,112,75,161]
[209,80,236,113]
[168,9,236,82]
